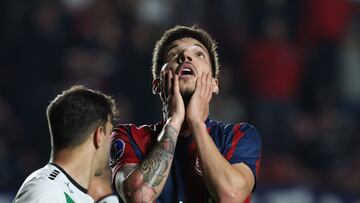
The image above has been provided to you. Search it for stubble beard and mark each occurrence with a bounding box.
[179,86,194,106]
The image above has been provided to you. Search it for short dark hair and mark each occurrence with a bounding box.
[46,85,118,153]
[152,25,220,80]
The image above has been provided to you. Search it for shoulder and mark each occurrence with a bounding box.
[229,122,261,158]
[14,168,64,202]
[110,122,164,165]
[230,122,261,145]
[235,122,260,139]
[208,119,259,136]
[208,119,261,148]
[112,123,162,135]
[111,122,163,140]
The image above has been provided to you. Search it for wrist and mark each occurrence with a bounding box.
[186,116,204,125]
[187,119,206,132]
[167,116,183,132]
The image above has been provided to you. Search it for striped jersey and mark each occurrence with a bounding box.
[110,118,261,203]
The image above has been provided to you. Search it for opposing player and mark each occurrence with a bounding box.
[110,25,262,203]
[14,85,119,203]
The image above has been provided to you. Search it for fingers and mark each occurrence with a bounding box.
[162,70,182,106]
[195,73,213,102]
[167,71,173,99]
[161,71,167,99]
[205,73,213,102]
[194,73,201,94]
[173,73,180,96]
[201,72,207,96]
[161,70,173,101]
[194,72,206,95]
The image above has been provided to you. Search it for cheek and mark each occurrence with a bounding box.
[197,62,212,75]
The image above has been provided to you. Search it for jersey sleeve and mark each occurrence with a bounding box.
[224,123,261,179]
[109,124,142,180]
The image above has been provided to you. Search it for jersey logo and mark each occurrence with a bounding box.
[110,139,125,163]
[64,192,75,203]
[48,169,60,180]
[194,157,203,176]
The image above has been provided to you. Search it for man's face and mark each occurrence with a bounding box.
[160,38,214,97]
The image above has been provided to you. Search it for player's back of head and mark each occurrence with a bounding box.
[46,85,117,154]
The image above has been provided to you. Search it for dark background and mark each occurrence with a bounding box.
[1,0,359,202]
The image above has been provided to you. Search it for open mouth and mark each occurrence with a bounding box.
[178,63,196,77]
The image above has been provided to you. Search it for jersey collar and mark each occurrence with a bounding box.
[49,163,88,194]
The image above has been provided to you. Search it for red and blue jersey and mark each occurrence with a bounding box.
[110,118,261,203]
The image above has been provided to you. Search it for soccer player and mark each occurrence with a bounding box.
[110,25,261,203]
[14,85,119,203]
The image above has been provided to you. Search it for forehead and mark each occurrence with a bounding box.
[166,37,208,53]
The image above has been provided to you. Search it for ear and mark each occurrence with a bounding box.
[152,78,162,95]
[93,126,104,150]
[212,78,219,95]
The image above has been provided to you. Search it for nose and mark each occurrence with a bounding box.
[178,51,192,63]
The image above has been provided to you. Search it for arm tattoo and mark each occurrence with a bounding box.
[139,125,177,187]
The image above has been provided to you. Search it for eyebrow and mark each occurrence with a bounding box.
[194,43,209,54]
[166,44,178,52]
[166,43,209,55]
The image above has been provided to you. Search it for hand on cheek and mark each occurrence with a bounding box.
[186,73,213,128]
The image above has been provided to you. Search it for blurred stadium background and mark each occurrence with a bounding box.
[1,0,360,202]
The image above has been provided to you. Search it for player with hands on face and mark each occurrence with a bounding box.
[110,25,261,203]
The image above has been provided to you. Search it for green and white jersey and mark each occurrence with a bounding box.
[14,163,118,203]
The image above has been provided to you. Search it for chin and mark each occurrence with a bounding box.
[180,88,194,103]
[180,86,194,96]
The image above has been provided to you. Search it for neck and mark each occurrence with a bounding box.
[51,142,95,189]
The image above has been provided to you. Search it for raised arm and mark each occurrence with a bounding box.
[186,73,258,202]
[115,121,180,202]
[115,72,184,202]
[189,121,256,203]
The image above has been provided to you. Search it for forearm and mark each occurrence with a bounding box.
[190,121,251,203]
[121,120,180,202]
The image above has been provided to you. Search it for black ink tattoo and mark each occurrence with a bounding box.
[139,125,177,187]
